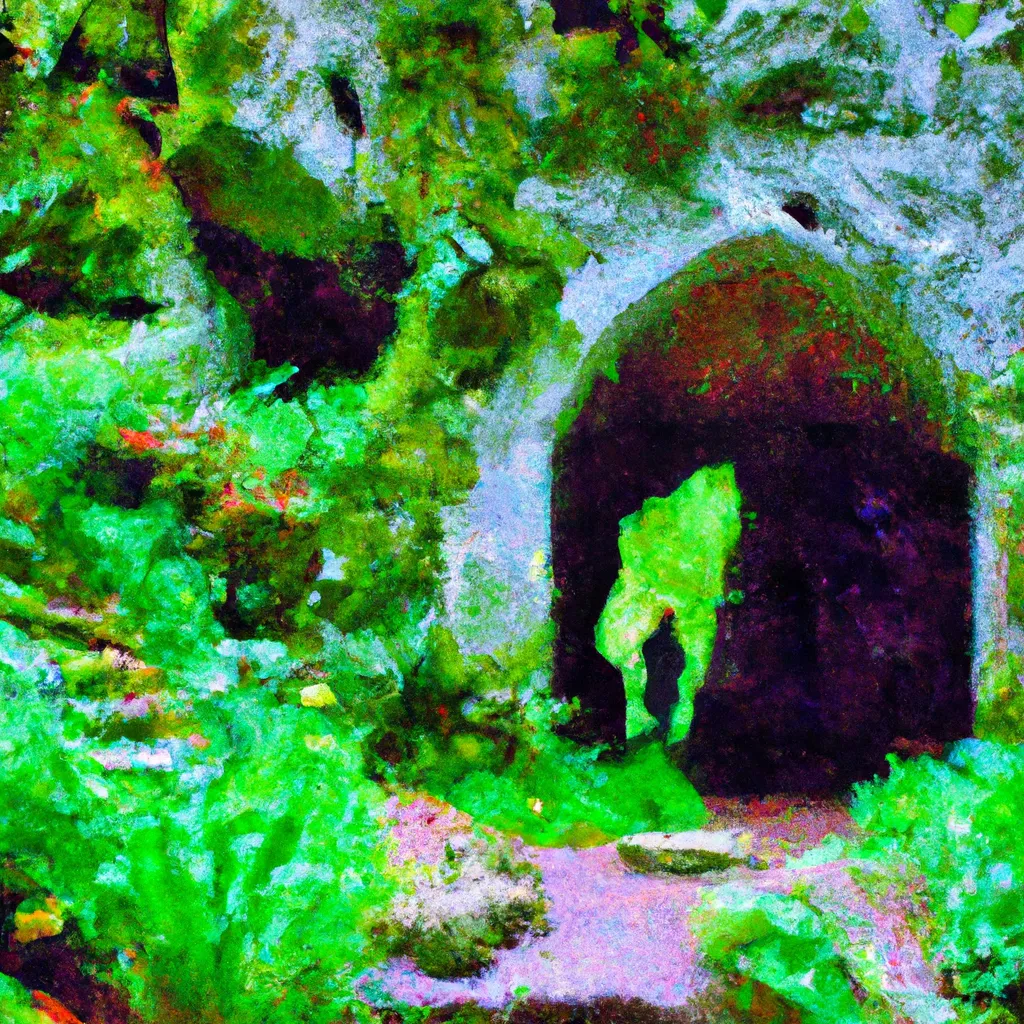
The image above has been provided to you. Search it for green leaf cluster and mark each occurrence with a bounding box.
[853,742,1024,1005]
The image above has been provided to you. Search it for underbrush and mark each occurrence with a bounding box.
[0,628,393,1024]
[853,742,1024,1015]
[693,742,1024,1024]
[364,624,706,846]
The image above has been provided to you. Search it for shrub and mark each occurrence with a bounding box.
[852,742,1024,1003]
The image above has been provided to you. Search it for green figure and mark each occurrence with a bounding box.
[595,464,742,744]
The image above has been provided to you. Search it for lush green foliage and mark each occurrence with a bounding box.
[367,623,706,845]
[694,885,890,1024]
[691,743,1024,1024]
[2,0,1023,1019]
[0,622,392,1024]
[853,743,1024,1004]
[0,0,718,1014]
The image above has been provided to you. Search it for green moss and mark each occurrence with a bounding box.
[983,142,1019,184]
[539,29,710,191]
[375,0,531,241]
[841,3,871,35]
[946,3,982,40]
[169,124,362,258]
[696,0,729,24]
[396,893,546,978]
[941,48,965,84]
[617,839,740,875]
[729,58,892,136]
[432,260,564,388]
[978,26,1024,68]
[160,0,272,153]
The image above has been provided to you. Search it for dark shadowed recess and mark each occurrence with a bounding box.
[0,265,163,322]
[130,113,163,158]
[173,180,410,387]
[327,73,365,135]
[80,444,157,510]
[549,0,688,61]
[551,0,615,32]
[0,267,71,313]
[0,886,130,1024]
[782,194,819,231]
[54,0,178,103]
[642,610,686,735]
[551,271,973,796]
[188,219,408,386]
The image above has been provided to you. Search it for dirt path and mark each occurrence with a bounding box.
[364,797,944,1018]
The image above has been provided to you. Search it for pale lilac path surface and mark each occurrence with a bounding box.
[370,843,709,1008]
[363,798,943,1014]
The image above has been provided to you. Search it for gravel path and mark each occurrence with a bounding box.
[362,796,944,1016]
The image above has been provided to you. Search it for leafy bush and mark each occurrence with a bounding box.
[365,623,707,846]
[0,624,394,1024]
[852,742,1024,1003]
[694,886,896,1024]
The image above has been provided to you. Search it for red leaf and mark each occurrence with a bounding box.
[118,428,163,452]
[31,992,84,1024]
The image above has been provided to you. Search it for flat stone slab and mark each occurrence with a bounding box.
[617,830,745,875]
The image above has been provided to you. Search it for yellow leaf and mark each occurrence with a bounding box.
[14,898,64,944]
[300,682,337,707]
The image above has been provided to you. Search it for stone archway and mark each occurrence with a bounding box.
[551,261,975,795]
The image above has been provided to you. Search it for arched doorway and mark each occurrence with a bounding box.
[551,257,974,795]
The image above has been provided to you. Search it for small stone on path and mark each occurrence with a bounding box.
[617,830,745,875]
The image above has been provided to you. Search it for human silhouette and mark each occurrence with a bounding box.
[642,609,686,735]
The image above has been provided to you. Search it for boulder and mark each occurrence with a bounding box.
[386,796,549,978]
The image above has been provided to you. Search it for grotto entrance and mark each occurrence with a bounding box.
[551,269,974,795]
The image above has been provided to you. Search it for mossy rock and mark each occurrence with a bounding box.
[388,814,549,979]
[617,830,744,875]
[397,895,547,978]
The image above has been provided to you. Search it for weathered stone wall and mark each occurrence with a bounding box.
[444,225,1024,741]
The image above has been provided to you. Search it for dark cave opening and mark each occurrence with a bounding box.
[551,271,974,795]
[181,216,409,387]
[327,74,365,136]
[782,198,819,231]
[550,0,615,34]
